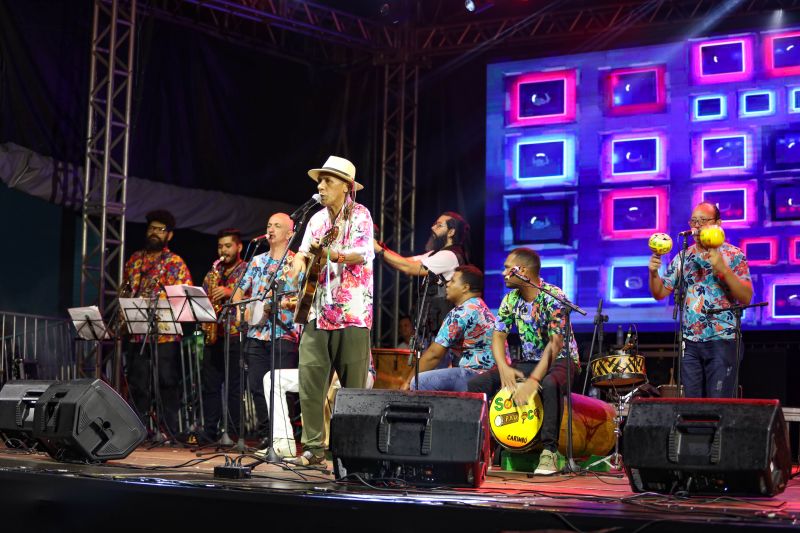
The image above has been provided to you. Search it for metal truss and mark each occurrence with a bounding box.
[375,61,419,347]
[413,0,800,57]
[79,0,137,385]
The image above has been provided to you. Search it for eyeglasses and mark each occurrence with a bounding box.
[687,217,715,226]
[432,223,448,229]
[147,225,169,234]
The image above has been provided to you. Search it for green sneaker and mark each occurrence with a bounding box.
[534,449,558,476]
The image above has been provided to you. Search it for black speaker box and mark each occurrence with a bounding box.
[330,389,491,487]
[0,379,146,462]
[622,398,791,496]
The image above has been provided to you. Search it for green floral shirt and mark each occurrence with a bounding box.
[494,284,579,365]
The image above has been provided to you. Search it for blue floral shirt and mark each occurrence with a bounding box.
[434,297,497,370]
[661,242,750,342]
[495,284,580,365]
[239,251,299,342]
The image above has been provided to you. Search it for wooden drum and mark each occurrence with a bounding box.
[372,348,414,390]
[590,354,646,388]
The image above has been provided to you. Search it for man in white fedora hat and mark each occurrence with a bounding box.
[287,155,374,466]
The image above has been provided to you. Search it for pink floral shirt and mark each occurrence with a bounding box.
[299,199,374,330]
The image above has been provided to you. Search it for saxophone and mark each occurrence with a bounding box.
[202,257,224,345]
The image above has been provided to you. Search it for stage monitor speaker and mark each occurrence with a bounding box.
[330,389,491,488]
[0,379,146,462]
[622,398,791,496]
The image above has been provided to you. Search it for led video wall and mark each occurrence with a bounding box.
[485,29,800,331]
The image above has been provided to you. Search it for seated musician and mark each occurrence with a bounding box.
[466,248,579,476]
[410,265,499,392]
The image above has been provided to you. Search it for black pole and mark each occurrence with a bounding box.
[674,236,690,396]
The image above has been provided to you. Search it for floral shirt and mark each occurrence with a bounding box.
[239,251,299,342]
[201,259,247,340]
[299,199,374,330]
[123,247,193,343]
[433,297,499,371]
[495,283,580,365]
[661,242,750,342]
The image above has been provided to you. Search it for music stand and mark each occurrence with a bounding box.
[165,285,217,443]
[69,306,111,378]
[120,297,181,442]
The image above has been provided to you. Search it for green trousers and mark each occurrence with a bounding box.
[298,320,370,455]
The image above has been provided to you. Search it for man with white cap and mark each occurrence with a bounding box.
[287,155,374,466]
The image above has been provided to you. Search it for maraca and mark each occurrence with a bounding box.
[699,224,725,248]
[648,232,673,255]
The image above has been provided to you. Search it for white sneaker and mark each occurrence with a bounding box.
[534,449,559,476]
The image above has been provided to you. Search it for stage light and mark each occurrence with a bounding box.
[465,0,494,14]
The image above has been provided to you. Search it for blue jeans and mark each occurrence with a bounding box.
[411,367,481,392]
[682,339,740,398]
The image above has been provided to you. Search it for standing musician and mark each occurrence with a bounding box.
[199,228,247,442]
[232,213,299,448]
[288,155,374,466]
[410,265,500,392]
[375,211,471,346]
[648,202,752,398]
[122,209,193,439]
[467,247,579,476]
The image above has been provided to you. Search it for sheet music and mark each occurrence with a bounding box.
[119,297,181,335]
[164,284,216,323]
[68,306,111,340]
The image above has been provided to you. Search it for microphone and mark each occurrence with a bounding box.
[705,307,730,315]
[250,234,271,243]
[678,228,697,237]
[290,193,322,221]
[429,272,447,287]
[507,265,532,284]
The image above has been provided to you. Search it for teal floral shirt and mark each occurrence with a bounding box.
[494,283,579,365]
[661,242,750,342]
[433,297,497,370]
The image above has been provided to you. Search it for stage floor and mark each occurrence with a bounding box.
[0,444,798,532]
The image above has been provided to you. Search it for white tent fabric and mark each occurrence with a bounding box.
[0,142,297,237]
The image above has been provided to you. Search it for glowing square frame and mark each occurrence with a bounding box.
[691,180,757,229]
[600,186,669,240]
[738,236,779,266]
[692,94,727,121]
[502,191,578,251]
[789,87,800,113]
[691,131,753,178]
[789,237,800,265]
[540,258,576,302]
[762,273,800,322]
[604,65,667,116]
[607,256,654,305]
[602,132,667,182]
[509,133,577,188]
[691,36,754,85]
[764,30,800,78]
[507,69,577,127]
[738,89,776,118]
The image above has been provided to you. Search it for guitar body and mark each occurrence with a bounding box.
[294,226,339,325]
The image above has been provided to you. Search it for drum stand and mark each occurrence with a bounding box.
[587,383,644,471]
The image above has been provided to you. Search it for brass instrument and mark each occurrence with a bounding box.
[202,257,224,345]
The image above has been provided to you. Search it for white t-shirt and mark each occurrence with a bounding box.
[412,249,460,280]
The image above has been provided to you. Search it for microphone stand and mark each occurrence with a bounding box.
[582,299,607,395]
[673,235,690,396]
[706,301,767,398]
[409,274,434,390]
[512,272,587,473]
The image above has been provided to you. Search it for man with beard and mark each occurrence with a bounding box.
[466,247,579,476]
[232,213,299,449]
[199,228,247,442]
[122,209,193,441]
[374,212,471,349]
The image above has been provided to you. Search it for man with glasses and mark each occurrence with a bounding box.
[648,202,752,398]
[122,209,193,440]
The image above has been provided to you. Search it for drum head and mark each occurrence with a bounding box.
[489,388,544,452]
[590,355,646,388]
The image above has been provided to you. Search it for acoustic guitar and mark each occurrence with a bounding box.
[294,226,339,324]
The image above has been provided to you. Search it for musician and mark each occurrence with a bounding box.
[288,155,374,466]
[122,209,192,439]
[410,265,500,392]
[199,228,247,442]
[648,202,752,398]
[374,211,470,346]
[232,213,299,447]
[396,315,413,350]
[467,247,579,476]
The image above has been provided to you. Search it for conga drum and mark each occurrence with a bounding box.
[372,348,414,390]
[489,390,615,457]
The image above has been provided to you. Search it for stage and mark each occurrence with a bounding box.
[1,444,797,532]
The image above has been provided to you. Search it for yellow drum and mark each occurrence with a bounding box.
[489,390,616,457]
[590,354,646,388]
[372,348,414,390]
